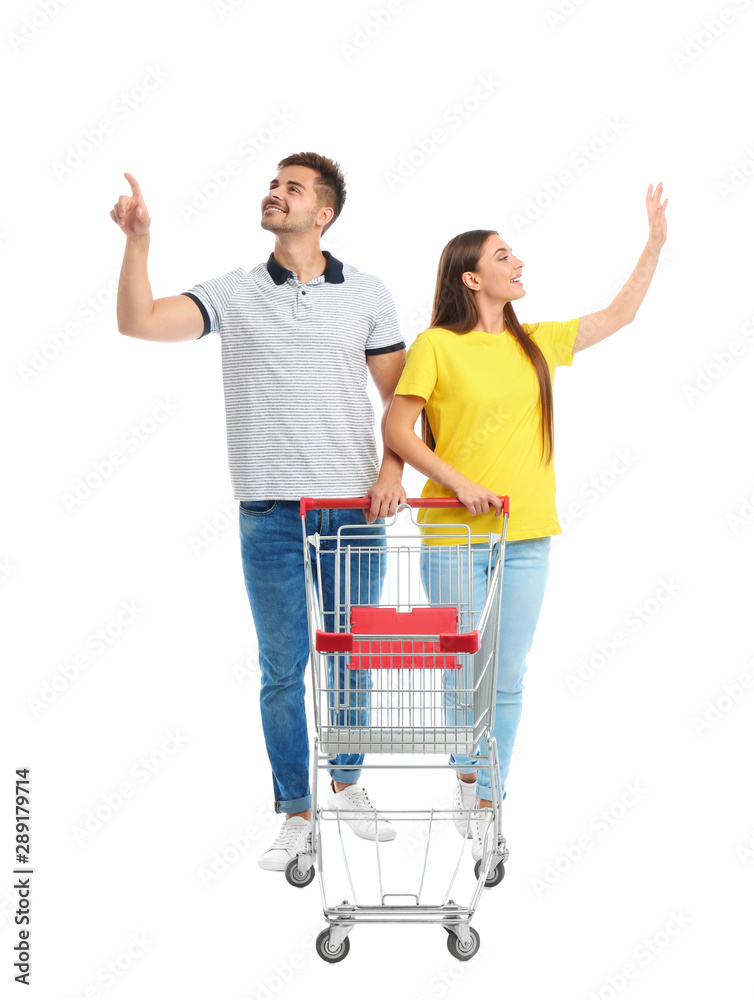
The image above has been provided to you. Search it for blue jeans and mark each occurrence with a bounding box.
[420,537,551,802]
[239,500,387,814]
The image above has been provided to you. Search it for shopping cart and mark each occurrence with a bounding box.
[289,496,509,963]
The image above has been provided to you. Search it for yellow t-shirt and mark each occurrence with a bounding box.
[393,319,580,542]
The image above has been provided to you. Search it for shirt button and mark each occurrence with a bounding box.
[301,290,307,295]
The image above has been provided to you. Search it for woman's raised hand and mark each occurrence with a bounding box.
[110,172,151,238]
[454,478,504,518]
[646,181,668,249]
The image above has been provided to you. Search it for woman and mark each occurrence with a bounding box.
[385,183,668,863]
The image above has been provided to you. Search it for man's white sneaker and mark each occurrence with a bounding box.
[470,811,493,863]
[452,774,476,839]
[326,783,396,841]
[258,816,311,871]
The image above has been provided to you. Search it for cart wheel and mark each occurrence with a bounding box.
[446,926,480,961]
[284,857,315,887]
[315,928,351,963]
[474,858,506,887]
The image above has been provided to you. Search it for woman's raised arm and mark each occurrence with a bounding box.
[573,181,668,353]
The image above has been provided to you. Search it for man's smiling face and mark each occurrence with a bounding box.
[260,165,332,234]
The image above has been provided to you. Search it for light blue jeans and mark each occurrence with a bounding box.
[239,500,387,814]
[420,537,551,803]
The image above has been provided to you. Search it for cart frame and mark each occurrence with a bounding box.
[292,496,510,963]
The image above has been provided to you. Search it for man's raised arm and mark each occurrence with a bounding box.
[111,171,204,343]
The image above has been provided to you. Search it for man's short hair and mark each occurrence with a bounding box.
[276,151,346,234]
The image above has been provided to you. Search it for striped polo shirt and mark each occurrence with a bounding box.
[182,251,405,500]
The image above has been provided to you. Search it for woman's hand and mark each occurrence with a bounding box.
[453,477,504,518]
[646,181,668,250]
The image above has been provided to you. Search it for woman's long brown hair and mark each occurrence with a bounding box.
[421,229,554,465]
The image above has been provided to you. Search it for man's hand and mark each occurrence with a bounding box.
[363,477,407,524]
[110,172,151,238]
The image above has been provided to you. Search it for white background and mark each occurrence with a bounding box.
[3,0,754,996]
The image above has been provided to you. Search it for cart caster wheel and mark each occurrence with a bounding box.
[285,857,315,887]
[315,928,351,963]
[474,858,506,887]
[446,925,480,961]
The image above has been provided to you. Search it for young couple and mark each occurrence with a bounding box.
[111,151,668,872]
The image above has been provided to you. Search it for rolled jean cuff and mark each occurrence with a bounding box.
[477,785,507,802]
[328,766,363,784]
[450,753,504,799]
[330,767,361,785]
[449,752,483,775]
[327,755,364,785]
[275,794,311,814]
[472,770,506,802]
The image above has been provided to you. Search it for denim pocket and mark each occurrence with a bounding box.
[239,499,279,516]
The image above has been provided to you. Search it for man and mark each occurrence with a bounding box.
[111,152,407,871]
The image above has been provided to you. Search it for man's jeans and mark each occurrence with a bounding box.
[239,500,387,814]
[420,537,551,803]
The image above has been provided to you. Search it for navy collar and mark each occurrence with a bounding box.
[266,250,345,286]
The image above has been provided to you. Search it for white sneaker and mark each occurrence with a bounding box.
[326,783,396,841]
[258,816,311,871]
[470,810,493,863]
[452,774,477,839]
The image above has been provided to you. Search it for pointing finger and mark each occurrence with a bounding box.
[124,172,142,200]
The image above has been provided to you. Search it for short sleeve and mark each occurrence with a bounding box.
[181,267,246,338]
[365,279,405,356]
[393,332,438,402]
[525,318,580,367]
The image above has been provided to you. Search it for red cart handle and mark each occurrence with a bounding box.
[299,496,509,516]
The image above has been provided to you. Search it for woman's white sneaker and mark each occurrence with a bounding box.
[470,812,493,862]
[258,816,311,871]
[452,774,476,839]
[326,783,396,841]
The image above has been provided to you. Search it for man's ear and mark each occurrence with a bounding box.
[318,205,335,230]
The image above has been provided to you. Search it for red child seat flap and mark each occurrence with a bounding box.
[347,606,478,668]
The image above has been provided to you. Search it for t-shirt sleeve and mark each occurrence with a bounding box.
[526,318,580,367]
[365,279,406,356]
[393,332,438,402]
[181,267,246,338]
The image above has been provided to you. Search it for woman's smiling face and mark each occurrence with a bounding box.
[463,233,525,302]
